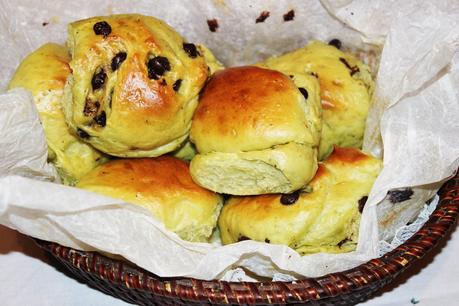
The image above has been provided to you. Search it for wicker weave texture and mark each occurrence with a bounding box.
[36,172,459,305]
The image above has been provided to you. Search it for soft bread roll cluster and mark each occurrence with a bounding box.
[76,156,223,242]
[10,13,380,250]
[218,147,382,254]
[64,14,210,157]
[190,66,322,195]
[8,43,107,185]
[258,41,374,160]
[9,14,223,242]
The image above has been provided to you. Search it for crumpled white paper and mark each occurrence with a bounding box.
[378,195,440,257]
[0,0,458,281]
[0,89,57,181]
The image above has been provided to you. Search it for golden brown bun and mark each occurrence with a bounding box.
[8,43,107,185]
[189,66,322,195]
[258,41,374,160]
[218,147,382,254]
[191,66,320,153]
[76,156,222,242]
[64,14,209,157]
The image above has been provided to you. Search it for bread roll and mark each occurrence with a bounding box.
[172,45,224,162]
[76,156,223,242]
[190,66,322,195]
[8,43,107,185]
[218,147,382,254]
[258,41,374,160]
[63,14,210,157]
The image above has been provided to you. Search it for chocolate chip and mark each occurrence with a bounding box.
[42,22,49,27]
[388,188,414,204]
[350,66,360,76]
[339,57,352,70]
[207,19,219,32]
[93,21,111,37]
[337,238,350,248]
[283,10,295,22]
[280,191,300,205]
[76,128,89,139]
[111,52,127,71]
[173,79,182,92]
[328,39,342,49]
[339,57,360,76]
[298,87,308,100]
[94,111,106,127]
[358,196,368,213]
[256,11,270,23]
[83,99,100,117]
[147,56,171,80]
[265,238,270,243]
[238,236,250,242]
[92,70,106,90]
[108,89,114,108]
[182,43,199,58]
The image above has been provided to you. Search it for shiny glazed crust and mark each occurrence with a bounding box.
[76,156,222,242]
[258,41,374,160]
[191,66,320,153]
[8,43,107,185]
[64,14,209,157]
[189,66,322,195]
[218,147,382,254]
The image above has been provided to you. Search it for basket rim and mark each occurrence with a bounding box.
[35,172,459,304]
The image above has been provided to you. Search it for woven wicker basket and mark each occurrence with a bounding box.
[35,173,458,306]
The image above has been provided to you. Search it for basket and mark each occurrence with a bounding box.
[35,172,458,306]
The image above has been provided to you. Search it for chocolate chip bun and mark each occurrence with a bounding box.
[258,40,374,160]
[76,156,223,242]
[63,14,209,157]
[218,147,382,254]
[8,43,107,185]
[189,66,322,195]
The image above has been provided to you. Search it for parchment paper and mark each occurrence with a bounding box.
[0,0,458,281]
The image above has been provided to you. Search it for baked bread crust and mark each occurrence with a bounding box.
[218,147,382,254]
[76,156,222,242]
[8,43,107,185]
[64,14,209,157]
[258,41,374,160]
[190,66,322,195]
